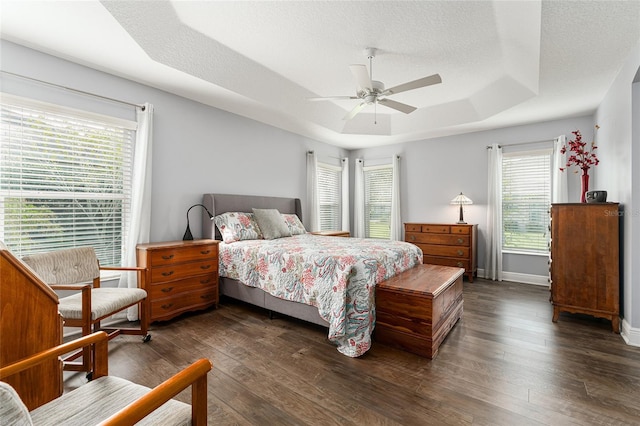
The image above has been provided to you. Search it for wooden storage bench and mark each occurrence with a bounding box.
[375,264,464,359]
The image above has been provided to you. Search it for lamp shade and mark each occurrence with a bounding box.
[450,192,473,206]
[450,192,472,224]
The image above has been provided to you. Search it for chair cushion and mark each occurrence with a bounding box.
[59,288,147,320]
[22,247,100,285]
[30,376,191,426]
[0,381,33,426]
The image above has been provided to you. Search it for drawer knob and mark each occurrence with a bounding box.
[457,250,464,256]
[200,279,211,284]
[410,235,416,242]
[162,254,174,260]
[456,262,463,267]
[161,286,174,293]
[161,303,174,310]
[201,264,211,270]
[161,271,174,277]
[457,238,464,244]
[200,294,214,300]
[201,250,211,255]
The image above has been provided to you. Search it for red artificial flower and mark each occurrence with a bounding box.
[559,125,600,173]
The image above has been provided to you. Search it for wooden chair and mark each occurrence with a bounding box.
[21,247,150,374]
[0,331,212,425]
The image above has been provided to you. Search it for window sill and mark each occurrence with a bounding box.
[502,250,549,257]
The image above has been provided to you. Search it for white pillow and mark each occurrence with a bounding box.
[252,208,292,240]
[282,213,306,235]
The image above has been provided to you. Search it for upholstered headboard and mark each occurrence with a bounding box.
[202,193,303,240]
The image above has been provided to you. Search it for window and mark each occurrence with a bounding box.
[0,94,136,266]
[317,162,341,230]
[502,149,551,253]
[364,164,392,239]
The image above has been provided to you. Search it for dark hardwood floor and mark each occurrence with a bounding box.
[65,279,640,425]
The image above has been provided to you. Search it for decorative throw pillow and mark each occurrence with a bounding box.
[252,208,292,240]
[214,212,263,243]
[282,213,306,235]
[0,381,33,426]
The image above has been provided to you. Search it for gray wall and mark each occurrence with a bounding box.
[594,38,640,343]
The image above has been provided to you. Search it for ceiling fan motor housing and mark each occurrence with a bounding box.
[361,80,385,103]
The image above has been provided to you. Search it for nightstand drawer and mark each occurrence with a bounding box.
[150,274,218,298]
[150,288,217,320]
[150,244,218,266]
[151,259,217,283]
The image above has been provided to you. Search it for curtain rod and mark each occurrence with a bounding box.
[1,70,145,110]
[486,138,554,149]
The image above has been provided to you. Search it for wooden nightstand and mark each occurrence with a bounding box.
[309,230,350,237]
[136,239,219,322]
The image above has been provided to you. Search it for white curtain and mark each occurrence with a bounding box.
[390,155,402,241]
[120,103,154,320]
[552,135,568,203]
[341,157,350,233]
[353,158,365,238]
[485,143,503,281]
[306,151,320,232]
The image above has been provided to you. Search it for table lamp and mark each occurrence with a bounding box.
[450,192,472,224]
[183,203,214,240]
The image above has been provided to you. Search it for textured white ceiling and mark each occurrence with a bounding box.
[1,1,639,149]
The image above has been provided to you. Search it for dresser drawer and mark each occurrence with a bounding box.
[423,256,469,270]
[422,225,449,233]
[418,244,469,258]
[406,232,469,246]
[450,226,470,235]
[151,259,218,283]
[150,244,218,266]
[150,288,218,320]
[405,224,422,232]
[150,274,218,299]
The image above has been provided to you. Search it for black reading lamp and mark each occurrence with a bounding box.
[450,192,473,224]
[183,203,214,241]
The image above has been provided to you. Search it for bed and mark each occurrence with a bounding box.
[202,193,423,357]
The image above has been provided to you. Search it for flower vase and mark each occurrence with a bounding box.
[580,170,589,203]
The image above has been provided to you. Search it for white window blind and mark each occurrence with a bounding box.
[364,164,392,239]
[0,95,136,266]
[317,162,341,230]
[502,149,551,253]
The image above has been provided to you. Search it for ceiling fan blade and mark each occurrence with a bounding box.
[343,102,368,120]
[378,98,417,114]
[384,73,442,96]
[349,64,372,91]
[307,96,358,102]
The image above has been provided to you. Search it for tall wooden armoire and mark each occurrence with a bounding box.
[549,203,620,332]
[0,246,63,410]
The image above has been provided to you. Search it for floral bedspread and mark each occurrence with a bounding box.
[218,234,423,357]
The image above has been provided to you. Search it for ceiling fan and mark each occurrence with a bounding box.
[308,48,442,121]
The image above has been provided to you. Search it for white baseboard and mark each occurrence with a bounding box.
[477,268,549,286]
[621,318,640,347]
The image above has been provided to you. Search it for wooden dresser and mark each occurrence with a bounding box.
[550,203,620,332]
[136,239,219,322]
[404,223,477,282]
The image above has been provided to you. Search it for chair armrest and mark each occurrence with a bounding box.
[97,358,212,426]
[0,332,109,380]
[100,266,146,273]
[48,283,92,291]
